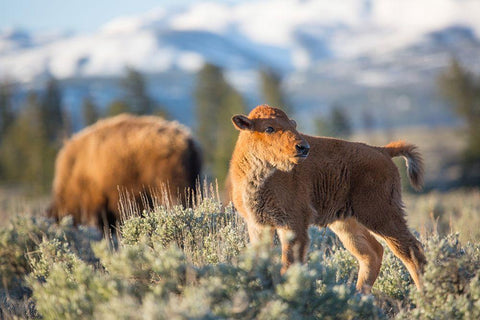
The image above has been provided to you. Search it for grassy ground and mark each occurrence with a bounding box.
[406,189,480,243]
[0,188,49,228]
[0,187,479,319]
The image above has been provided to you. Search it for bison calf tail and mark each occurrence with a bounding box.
[384,141,424,191]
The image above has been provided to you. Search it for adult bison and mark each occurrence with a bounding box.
[228,105,425,293]
[48,114,201,230]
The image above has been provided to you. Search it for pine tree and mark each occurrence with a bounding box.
[195,64,246,183]
[0,81,16,181]
[40,77,64,141]
[314,104,352,139]
[213,86,246,182]
[0,92,56,193]
[438,59,478,121]
[121,67,155,115]
[314,117,330,137]
[362,109,375,135]
[107,100,130,117]
[62,108,73,139]
[195,64,227,172]
[438,58,480,185]
[82,96,100,126]
[0,80,15,138]
[330,105,352,138]
[260,68,289,113]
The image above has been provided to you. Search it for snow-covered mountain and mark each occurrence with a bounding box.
[1,0,480,130]
[2,0,480,82]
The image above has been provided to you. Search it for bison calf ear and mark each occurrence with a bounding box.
[290,119,297,128]
[232,115,253,131]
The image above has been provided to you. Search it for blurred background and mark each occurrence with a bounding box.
[1,0,480,195]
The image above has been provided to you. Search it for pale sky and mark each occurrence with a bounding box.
[0,0,199,33]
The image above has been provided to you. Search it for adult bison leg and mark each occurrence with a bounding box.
[277,227,309,274]
[329,217,384,293]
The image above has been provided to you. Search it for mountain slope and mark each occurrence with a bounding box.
[1,0,480,131]
[2,0,480,82]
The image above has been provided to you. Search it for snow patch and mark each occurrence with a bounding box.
[1,0,480,82]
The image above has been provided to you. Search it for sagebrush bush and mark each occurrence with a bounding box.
[29,248,114,320]
[121,202,248,265]
[397,234,480,319]
[28,236,386,319]
[26,197,385,319]
[0,215,101,318]
[0,215,100,288]
[2,190,480,319]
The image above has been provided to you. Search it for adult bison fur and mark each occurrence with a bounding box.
[48,114,201,230]
[228,105,426,294]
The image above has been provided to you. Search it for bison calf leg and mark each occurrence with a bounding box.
[329,218,384,294]
[246,220,275,244]
[358,209,426,291]
[277,228,309,274]
[377,221,426,290]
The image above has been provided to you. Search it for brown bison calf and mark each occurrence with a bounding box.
[48,114,201,230]
[229,105,426,293]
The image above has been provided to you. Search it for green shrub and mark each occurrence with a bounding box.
[0,215,100,289]
[397,234,480,319]
[0,215,100,318]
[121,202,248,265]
[28,248,115,320]
[2,190,480,319]
[26,197,385,320]
[87,239,384,320]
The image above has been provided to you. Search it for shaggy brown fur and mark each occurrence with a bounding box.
[229,105,426,293]
[48,114,201,230]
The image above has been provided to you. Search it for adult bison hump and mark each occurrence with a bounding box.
[48,114,202,230]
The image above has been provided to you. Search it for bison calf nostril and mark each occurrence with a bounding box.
[296,144,310,155]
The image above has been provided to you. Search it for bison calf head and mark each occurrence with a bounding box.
[232,105,309,172]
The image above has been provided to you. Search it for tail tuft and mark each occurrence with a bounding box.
[384,141,424,191]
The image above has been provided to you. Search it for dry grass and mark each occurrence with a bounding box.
[405,189,480,243]
[0,188,49,228]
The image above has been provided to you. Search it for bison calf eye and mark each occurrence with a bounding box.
[265,126,275,133]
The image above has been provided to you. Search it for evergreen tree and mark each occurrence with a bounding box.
[0,81,15,139]
[362,108,375,134]
[438,58,480,185]
[82,96,100,126]
[195,64,246,183]
[330,105,352,138]
[121,67,155,115]
[0,92,56,193]
[0,81,16,181]
[314,117,330,137]
[314,104,352,139]
[40,77,64,141]
[107,100,131,117]
[62,108,73,139]
[213,86,246,182]
[260,68,290,113]
[195,64,225,170]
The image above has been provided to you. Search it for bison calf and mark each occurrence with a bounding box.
[49,114,201,230]
[228,105,426,293]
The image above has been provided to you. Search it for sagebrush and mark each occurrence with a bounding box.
[1,190,480,319]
